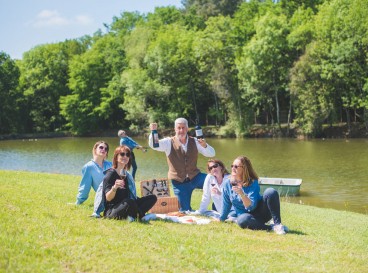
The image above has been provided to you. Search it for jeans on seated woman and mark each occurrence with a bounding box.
[237,188,281,230]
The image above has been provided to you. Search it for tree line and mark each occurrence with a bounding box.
[1,0,367,137]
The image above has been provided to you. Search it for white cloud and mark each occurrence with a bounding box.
[75,15,93,26]
[30,10,93,28]
[31,10,70,27]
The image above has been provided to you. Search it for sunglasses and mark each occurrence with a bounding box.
[119,152,130,157]
[208,163,219,171]
[231,165,243,169]
[98,146,108,151]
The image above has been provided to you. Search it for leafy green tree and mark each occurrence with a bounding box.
[109,11,144,34]
[60,34,126,135]
[146,6,185,27]
[0,52,21,134]
[182,0,243,19]
[18,40,85,133]
[279,0,325,16]
[231,0,268,46]
[237,12,291,128]
[289,42,333,136]
[123,24,208,128]
[287,7,316,55]
[290,0,368,135]
[317,0,368,132]
[193,16,241,133]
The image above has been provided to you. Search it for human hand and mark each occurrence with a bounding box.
[114,179,125,189]
[211,187,220,195]
[231,182,243,195]
[197,138,207,148]
[150,123,158,130]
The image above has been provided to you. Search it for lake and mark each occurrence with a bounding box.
[0,136,367,214]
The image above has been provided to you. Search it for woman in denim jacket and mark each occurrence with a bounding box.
[220,156,288,235]
[75,141,112,205]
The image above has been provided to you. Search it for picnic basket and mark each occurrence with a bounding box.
[140,178,179,214]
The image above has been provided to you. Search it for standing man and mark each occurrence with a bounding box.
[148,118,216,211]
[118,130,146,179]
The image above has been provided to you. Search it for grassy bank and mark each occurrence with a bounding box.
[1,170,367,273]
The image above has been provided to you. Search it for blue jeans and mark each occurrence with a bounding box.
[171,172,207,211]
[131,152,137,179]
[237,188,281,230]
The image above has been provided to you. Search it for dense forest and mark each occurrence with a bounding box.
[1,0,368,137]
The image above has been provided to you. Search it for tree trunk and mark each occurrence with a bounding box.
[345,108,351,135]
[190,81,198,123]
[287,95,292,136]
[214,93,218,127]
[275,90,280,125]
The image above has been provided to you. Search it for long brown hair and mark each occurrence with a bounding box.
[236,156,259,187]
[207,159,229,177]
[112,145,132,170]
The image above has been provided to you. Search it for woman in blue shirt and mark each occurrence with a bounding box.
[75,141,112,205]
[220,155,288,235]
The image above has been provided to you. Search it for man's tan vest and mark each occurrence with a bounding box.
[167,136,200,182]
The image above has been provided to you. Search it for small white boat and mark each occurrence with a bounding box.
[258,177,302,196]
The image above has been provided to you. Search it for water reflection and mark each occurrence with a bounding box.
[0,137,367,214]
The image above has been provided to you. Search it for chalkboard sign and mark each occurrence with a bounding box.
[140,178,171,197]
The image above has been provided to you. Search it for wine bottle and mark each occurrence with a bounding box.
[152,129,159,148]
[195,124,203,139]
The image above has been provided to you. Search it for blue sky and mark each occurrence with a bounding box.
[0,0,182,59]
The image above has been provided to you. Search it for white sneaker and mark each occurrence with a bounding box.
[90,213,101,218]
[272,224,288,235]
[127,216,135,222]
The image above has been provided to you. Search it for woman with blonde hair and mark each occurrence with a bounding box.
[220,156,288,234]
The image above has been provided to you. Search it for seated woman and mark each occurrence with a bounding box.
[102,145,157,221]
[197,159,229,217]
[220,155,288,234]
[75,141,112,205]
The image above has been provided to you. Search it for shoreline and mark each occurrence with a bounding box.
[1,122,367,141]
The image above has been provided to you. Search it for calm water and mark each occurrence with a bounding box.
[0,137,367,214]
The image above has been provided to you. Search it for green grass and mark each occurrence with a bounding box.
[1,170,367,273]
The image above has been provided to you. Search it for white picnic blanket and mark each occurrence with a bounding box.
[156,214,212,225]
[141,211,219,225]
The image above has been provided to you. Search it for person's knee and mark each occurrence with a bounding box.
[237,213,253,229]
[263,187,278,198]
[151,195,158,203]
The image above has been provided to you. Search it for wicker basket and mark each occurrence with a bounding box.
[149,196,179,214]
[140,178,179,213]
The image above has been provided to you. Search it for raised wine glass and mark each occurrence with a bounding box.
[119,169,127,189]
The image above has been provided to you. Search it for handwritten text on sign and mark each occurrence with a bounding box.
[140,179,171,197]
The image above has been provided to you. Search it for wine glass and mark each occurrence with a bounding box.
[210,180,218,196]
[230,180,239,197]
[119,169,127,189]
[120,169,126,179]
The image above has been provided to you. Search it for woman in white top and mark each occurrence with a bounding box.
[198,159,229,215]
